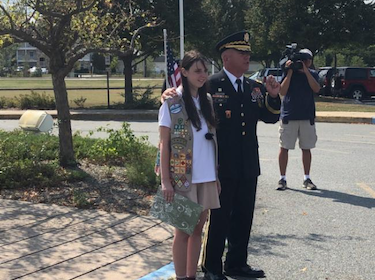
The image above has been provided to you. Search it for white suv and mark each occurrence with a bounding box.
[258,68,284,84]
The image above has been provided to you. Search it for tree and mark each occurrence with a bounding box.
[200,0,249,66]
[0,43,18,73]
[245,0,375,67]
[98,0,211,104]
[0,0,155,167]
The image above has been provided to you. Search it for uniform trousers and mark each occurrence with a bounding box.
[202,176,258,274]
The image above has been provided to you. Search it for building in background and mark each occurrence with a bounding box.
[16,43,49,69]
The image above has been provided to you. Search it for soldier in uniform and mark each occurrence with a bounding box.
[201,31,281,280]
[161,31,281,280]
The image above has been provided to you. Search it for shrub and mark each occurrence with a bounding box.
[118,87,160,109]
[72,189,89,208]
[72,96,87,108]
[74,122,158,188]
[14,91,56,109]
[0,130,60,189]
[0,122,159,190]
[0,97,6,109]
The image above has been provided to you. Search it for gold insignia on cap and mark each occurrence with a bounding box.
[244,33,249,42]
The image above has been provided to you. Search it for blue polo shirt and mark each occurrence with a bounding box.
[280,69,319,121]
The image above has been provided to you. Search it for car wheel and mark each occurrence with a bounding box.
[351,87,364,101]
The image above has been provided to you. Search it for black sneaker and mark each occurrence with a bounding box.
[303,178,317,190]
[203,272,227,280]
[277,179,287,190]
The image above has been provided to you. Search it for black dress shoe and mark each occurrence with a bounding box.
[203,271,228,280]
[224,265,265,278]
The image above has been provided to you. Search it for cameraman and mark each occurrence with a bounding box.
[277,49,320,191]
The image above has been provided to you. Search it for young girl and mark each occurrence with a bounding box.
[158,50,221,280]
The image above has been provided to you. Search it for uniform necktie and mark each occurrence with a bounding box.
[236,78,243,99]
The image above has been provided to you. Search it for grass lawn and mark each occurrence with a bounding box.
[0,77,164,108]
[314,96,375,112]
[1,77,375,111]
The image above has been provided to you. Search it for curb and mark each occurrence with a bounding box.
[315,115,375,124]
[0,110,159,121]
[1,110,375,124]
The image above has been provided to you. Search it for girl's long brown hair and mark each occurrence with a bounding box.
[181,50,216,131]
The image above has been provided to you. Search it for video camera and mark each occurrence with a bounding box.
[279,43,311,71]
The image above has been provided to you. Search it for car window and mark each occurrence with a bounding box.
[370,70,375,77]
[318,69,328,78]
[346,68,367,80]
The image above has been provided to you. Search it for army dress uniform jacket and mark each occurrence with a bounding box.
[209,70,281,180]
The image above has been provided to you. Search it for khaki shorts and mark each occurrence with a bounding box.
[175,181,220,210]
[279,120,317,150]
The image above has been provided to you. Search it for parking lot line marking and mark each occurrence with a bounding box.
[356,183,375,198]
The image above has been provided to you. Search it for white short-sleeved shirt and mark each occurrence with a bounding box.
[158,89,216,183]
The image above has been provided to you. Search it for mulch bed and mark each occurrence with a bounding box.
[0,161,155,216]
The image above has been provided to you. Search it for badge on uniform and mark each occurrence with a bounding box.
[170,103,182,114]
[225,110,231,119]
[251,87,264,107]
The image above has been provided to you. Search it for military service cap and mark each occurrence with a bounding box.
[215,31,251,54]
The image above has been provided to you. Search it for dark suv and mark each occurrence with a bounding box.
[332,67,375,100]
[318,67,334,96]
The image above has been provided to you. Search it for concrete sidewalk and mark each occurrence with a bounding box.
[0,109,375,124]
[0,199,174,280]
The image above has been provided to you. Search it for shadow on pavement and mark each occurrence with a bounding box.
[288,188,375,209]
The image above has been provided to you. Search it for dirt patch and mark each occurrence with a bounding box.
[0,161,156,216]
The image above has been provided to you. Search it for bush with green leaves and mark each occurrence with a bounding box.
[75,122,158,188]
[73,96,87,108]
[0,97,6,109]
[0,130,60,188]
[0,96,17,109]
[0,122,159,190]
[118,87,160,109]
[14,91,56,110]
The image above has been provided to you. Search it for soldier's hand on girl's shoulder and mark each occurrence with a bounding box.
[161,87,178,103]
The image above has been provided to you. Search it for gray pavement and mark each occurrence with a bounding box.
[1,109,375,279]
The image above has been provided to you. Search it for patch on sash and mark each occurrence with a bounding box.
[172,175,190,190]
[171,137,187,150]
[170,103,182,114]
[173,118,188,137]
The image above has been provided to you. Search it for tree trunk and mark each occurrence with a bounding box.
[52,72,76,167]
[122,54,134,104]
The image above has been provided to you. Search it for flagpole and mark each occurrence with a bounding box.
[179,0,184,60]
[163,29,170,88]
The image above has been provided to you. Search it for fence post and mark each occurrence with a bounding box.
[107,70,110,109]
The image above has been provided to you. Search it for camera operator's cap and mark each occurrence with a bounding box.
[299,48,313,59]
[215,31,251,54]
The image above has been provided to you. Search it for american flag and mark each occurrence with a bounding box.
[166,43,181,88]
